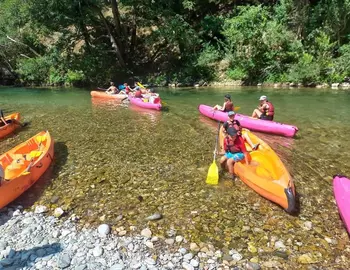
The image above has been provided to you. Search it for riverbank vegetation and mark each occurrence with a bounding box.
[1,0,350,86]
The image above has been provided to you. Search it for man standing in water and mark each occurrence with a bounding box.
[251,95,275,120]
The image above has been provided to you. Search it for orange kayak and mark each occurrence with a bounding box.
[219,129,296,213]
[0,113,21,139]
[91,90,128,100]
[0,131,54,209]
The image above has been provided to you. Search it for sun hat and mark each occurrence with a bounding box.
[259,95,267,101]
[224,94,231,99]
[228,111,235,116]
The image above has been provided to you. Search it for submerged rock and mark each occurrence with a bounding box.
[145,213,163,221]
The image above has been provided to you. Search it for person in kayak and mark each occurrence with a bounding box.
[252,95,274,120]
[118,83,132,95]
[213,94,234,112]
[218,125,249,180]
[222,111,259,151]
[106,82,119,95]
[0,110,28,128]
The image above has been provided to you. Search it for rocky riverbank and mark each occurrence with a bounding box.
[0,205,264,270]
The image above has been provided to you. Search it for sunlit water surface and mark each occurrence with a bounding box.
[1,86,350,268]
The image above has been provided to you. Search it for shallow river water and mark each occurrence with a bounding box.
[1,86,350,268]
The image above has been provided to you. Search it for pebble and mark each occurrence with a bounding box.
[175,236,183,243]
[141,228,152,238]
[145,213,163,221]
[246,262,261,270]
[110,263,125,270]
[97,224,110,236]
[190,243,200,252]
[54,208,64,218]
[145,241,154,249]
[34,206,48,214]
[190,259,199,267]
[182,262,194,270]
[184,253,194,261]
[93,246,103,257]
[303,221,313,230]
[165,238,175,245]
[57,253,71,269]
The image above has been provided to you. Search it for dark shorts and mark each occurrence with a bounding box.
[259,114,273,121]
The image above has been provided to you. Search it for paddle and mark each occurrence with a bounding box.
[206,121,221,185]
[137,82,146,89]
[234,106,241,111]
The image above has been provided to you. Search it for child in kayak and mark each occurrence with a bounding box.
[218,126,249,180]
[252,95,275,120]
[213,94,234,112]
[222,111,259,151]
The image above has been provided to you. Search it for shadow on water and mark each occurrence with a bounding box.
[0,243,62,269]
[11,142,68,209]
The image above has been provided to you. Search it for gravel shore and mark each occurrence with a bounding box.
[0,205,258,270]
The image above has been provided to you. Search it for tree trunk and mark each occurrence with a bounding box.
[110,0,125,54]
[129,5,137,60]
[97,10,126,67]
[79,22,92,52]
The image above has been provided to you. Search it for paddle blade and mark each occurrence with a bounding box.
[234,106,241,111]
[206,160,219,185]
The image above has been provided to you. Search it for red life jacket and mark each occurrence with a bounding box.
[265,101,274,116]
[224,120,241,135]
[224,101,234,112]
[135,90,142,98]
[224,135,246,153]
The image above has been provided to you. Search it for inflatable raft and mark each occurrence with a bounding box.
[0,131,54,209]
[129,96,162,111]
[0,113,21,139]
[199,105,298,137]
[219,129,296,213]
[333,175,350,233]
[91,90,128,100]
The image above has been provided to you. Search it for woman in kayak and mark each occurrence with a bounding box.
[222,111,259,151]
[106,82,119,95]
[213,94,234,112]
[252,95,274,120]
[218,126,249,180]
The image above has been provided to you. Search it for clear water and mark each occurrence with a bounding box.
[1,86,350,267]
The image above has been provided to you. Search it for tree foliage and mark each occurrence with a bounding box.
[1,0,350,85]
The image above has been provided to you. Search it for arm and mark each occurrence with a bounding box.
[219,102,226,111]
[1,117,8,126]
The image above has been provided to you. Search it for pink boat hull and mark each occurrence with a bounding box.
[333,175,350,233]
[129,97,162,111]
[198,104,298,137]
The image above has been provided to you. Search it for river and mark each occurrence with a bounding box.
[1,86,349,267]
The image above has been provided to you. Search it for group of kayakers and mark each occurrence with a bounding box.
[105,82,161,104]
[214,94,274,180]
[213,94,274,121]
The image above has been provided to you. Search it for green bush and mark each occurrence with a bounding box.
[16,57,51,84]
[287,53,320,83]
[226,67,247,80]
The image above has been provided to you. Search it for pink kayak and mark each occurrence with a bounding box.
[129,96,162,111]
[198,104,298,137]
[333,175,350,233]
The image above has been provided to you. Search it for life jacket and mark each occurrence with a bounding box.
[224,120,241,135]
[135,90,142,98]
[224,136,246,153]
[264,101,274,116]
[125,86,131,94]
[224,101,234,112]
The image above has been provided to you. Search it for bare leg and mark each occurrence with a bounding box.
[213,105,222,110]
[252,109,262,118]
[227,158,236,178]
[220,156,228,170]
[242,133,255,149]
